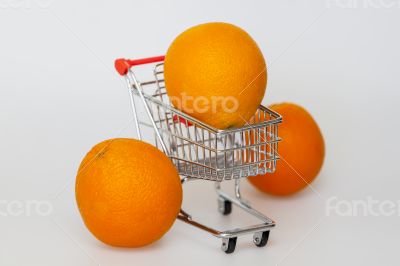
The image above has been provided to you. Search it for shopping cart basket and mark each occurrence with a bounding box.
[115,55,282,253]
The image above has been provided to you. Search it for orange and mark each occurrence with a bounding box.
[248,103,325,196]
[75,138,182,247]
[164,22,267,129]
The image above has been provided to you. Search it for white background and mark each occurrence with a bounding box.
[1,0,400,265]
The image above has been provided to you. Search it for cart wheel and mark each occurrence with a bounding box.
[253,231,270,247]
[218,198,232,215]
[221,237,237,254]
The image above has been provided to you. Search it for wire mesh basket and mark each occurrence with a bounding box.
[121,61,281,181]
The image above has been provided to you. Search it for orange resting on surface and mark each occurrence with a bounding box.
[75,138,182,247]
[164,22,267,129]
[248,103,325,196]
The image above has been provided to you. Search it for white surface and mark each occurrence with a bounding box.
[1,0,400,265]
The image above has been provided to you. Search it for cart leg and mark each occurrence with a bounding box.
[178,177,221,236]
[178,177,275,253]
[215,179,274,223]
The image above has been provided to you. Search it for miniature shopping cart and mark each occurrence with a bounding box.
[115,56,282,253]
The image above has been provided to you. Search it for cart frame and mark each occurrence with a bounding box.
[115,56,282,253]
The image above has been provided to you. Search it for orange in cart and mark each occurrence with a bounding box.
[248,103,325,196]
[164,22,267,129]
[75,138,182,247]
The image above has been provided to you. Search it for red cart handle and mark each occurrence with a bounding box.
[115,55,165,75]
[116,55,193,127]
